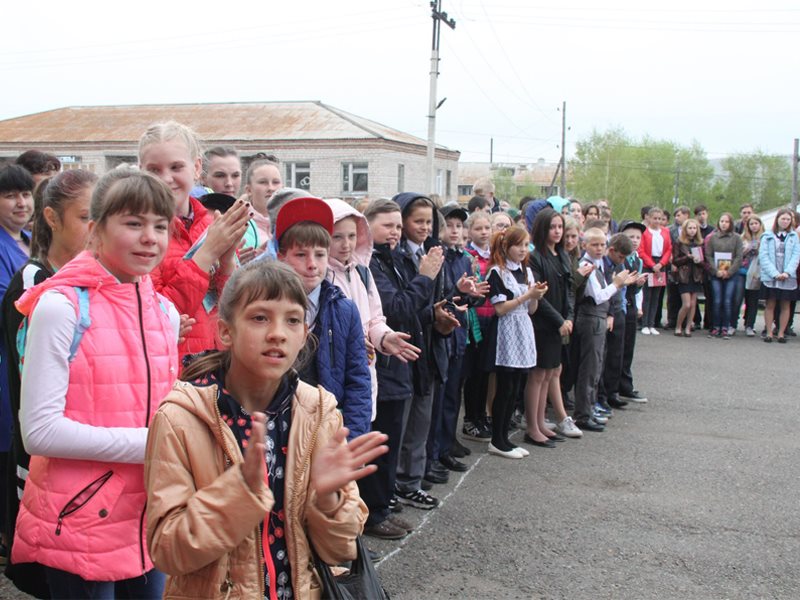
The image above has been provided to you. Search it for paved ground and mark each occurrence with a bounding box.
[2,319,799,599]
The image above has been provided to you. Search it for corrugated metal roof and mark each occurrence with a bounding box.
[0,101,449,149]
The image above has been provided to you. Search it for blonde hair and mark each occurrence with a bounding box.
[466,211,491,230]
[742,216,764,241]
[583,227,606,245]
[138,121,203,162]
[679,218,703,245]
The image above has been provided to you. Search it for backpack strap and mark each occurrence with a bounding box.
[355,264,372,292]
[68,287,91,362]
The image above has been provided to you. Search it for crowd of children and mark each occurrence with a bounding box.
[0,130,795,598]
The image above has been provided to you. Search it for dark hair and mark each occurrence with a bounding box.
[278,221,331,253]
[608,233,633,256]
[673,205,690,217]
[467,195,489,213]
[583,203,600,218]
[203,146,240,175]
[639,205,652,220]
[245,158,281,186]
[15,150,61,176]
[531,207,564,252]
[32,169,98,260]
[739,203,754,212]
[772,208,795,233]
[91,168,175,227]
[363,198,401,222]
[181,260,313,381]
[405,196,433,216]
[489,225,529,281]
[693,204,708,215]
[518,196,535,213]
[0,164,34,194]
[584,218,606,230]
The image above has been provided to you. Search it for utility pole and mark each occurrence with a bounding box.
[490,137,493,164]
[792,138,799,212]
[426,1,455,196]
[559,101,567,197]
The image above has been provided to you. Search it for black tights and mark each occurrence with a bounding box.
[491,369,525,451]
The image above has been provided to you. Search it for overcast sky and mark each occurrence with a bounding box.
[1,0,796,164]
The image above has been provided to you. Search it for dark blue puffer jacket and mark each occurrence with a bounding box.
[310,279,372,439]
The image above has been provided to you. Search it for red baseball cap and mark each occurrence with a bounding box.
[274,197,334,242]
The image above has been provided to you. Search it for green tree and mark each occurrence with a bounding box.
[491,168,517,206]
[719,151,791,214]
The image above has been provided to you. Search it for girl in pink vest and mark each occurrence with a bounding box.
[13,169,181,598]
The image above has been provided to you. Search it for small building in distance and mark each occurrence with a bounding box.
[458,159,561,204]
[0,101,460,202]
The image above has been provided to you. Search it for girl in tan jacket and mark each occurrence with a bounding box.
[144,260,388,599]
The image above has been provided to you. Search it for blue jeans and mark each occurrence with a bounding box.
[732,272,746,327]
[47,567,165,600]
[711,277,737,330]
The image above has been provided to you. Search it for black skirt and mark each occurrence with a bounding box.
[678,282,703,294]
[760,285,797,301]
[533,326,563,369]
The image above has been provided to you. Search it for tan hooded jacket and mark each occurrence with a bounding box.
[144,379,368,599]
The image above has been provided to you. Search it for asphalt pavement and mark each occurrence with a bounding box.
[2,320,798,599]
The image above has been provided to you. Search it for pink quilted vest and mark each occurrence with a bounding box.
[12,252,178,581]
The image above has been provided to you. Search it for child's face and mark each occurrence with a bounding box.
[369,211,402,249]
[492,216,512,234]
[607,247,628,265]
[219,297,307,384]
[49,186,92,262]
[246,164,282,215]
[623,229,641,251]
[548,217,564,246]
[569,202,583,222]
[585,237,607,260]
[444,217,463,247]
[403,205,433,245]
[696,210,708,224]
[685,222,698,238]
[91,211,170,283]
[748,218,762,234]
[563,228,579,252]
[330,217,358,265]
[777,213,793,231]
[140,140,201,214]
[0,188,34,234]
[468,218,491,248]
[279,244,329,293]
[507,239,528,264]
[202,155,242,197]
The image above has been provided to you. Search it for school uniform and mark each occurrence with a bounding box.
[572,254,620,426]
[620,252,643,398]
[598,256,626,408]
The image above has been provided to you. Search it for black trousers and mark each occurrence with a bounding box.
[427,352,464,462]
[619,307,639,396]
[462,340,489,425]
[357,397,409,526]
[666,281,681,327]
[491,368,525,449]
[598,310,626,405]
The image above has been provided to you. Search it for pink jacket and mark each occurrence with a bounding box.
[13,252,178,581]
[325,199,392,419]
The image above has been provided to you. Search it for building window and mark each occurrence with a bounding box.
[458,184,473,196]
[285,162,311,191]
[435,169,444,196]
[397,164,405,193]
[342,162,368,193]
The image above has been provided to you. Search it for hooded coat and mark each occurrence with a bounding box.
[325,199,394,419]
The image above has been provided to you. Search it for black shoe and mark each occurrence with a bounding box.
[608,397,629,409]
[786,327,797,337]
[367,548,383,563]
[522,434,556,448]
[421,479,433,491]
[450,439,472,457]
[575,419,605,432]
[545,433,566,443]
[439,454,469,472]
[388,496,403,513]
[427,460,449,475]
[423,469,449,485]
[778,336,787,344]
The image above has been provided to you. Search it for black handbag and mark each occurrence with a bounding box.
[313,536,390,600]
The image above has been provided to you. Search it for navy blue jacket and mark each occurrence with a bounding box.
[442,246,481,359]
[369,243,433,400]
[306,279,372,439]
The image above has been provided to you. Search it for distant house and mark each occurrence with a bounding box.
[0,101,460,201]
[458,160,561,203]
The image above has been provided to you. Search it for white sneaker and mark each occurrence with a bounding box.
[746,327,755,337]
[513,446,530,457]
[593,412,609,424]
[555,416,583,438]
[641,327,651,335]
[488,443,524,459]
[650,328,660,336]
[543,420,556,431]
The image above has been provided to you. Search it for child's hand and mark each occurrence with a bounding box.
[637,309,643,318]
[473,279,491,296]
[558,320,572,337]
[607,316,614,332]
[237,245,260,266]
[193,200,252,272]
[577,262,595,277]
[433,299,460,335]
[636,273,647,287]
[242,412,267,493]
[419,247,444,280]
[624,271,640,286]
[456,273,477,296]
[365,337,376,362]
[528,281,548,300]
[177,314,196,345]
[652,263,662,273]
[310,429,388,502]
[611,269,631,288]
[380,331,421,363]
